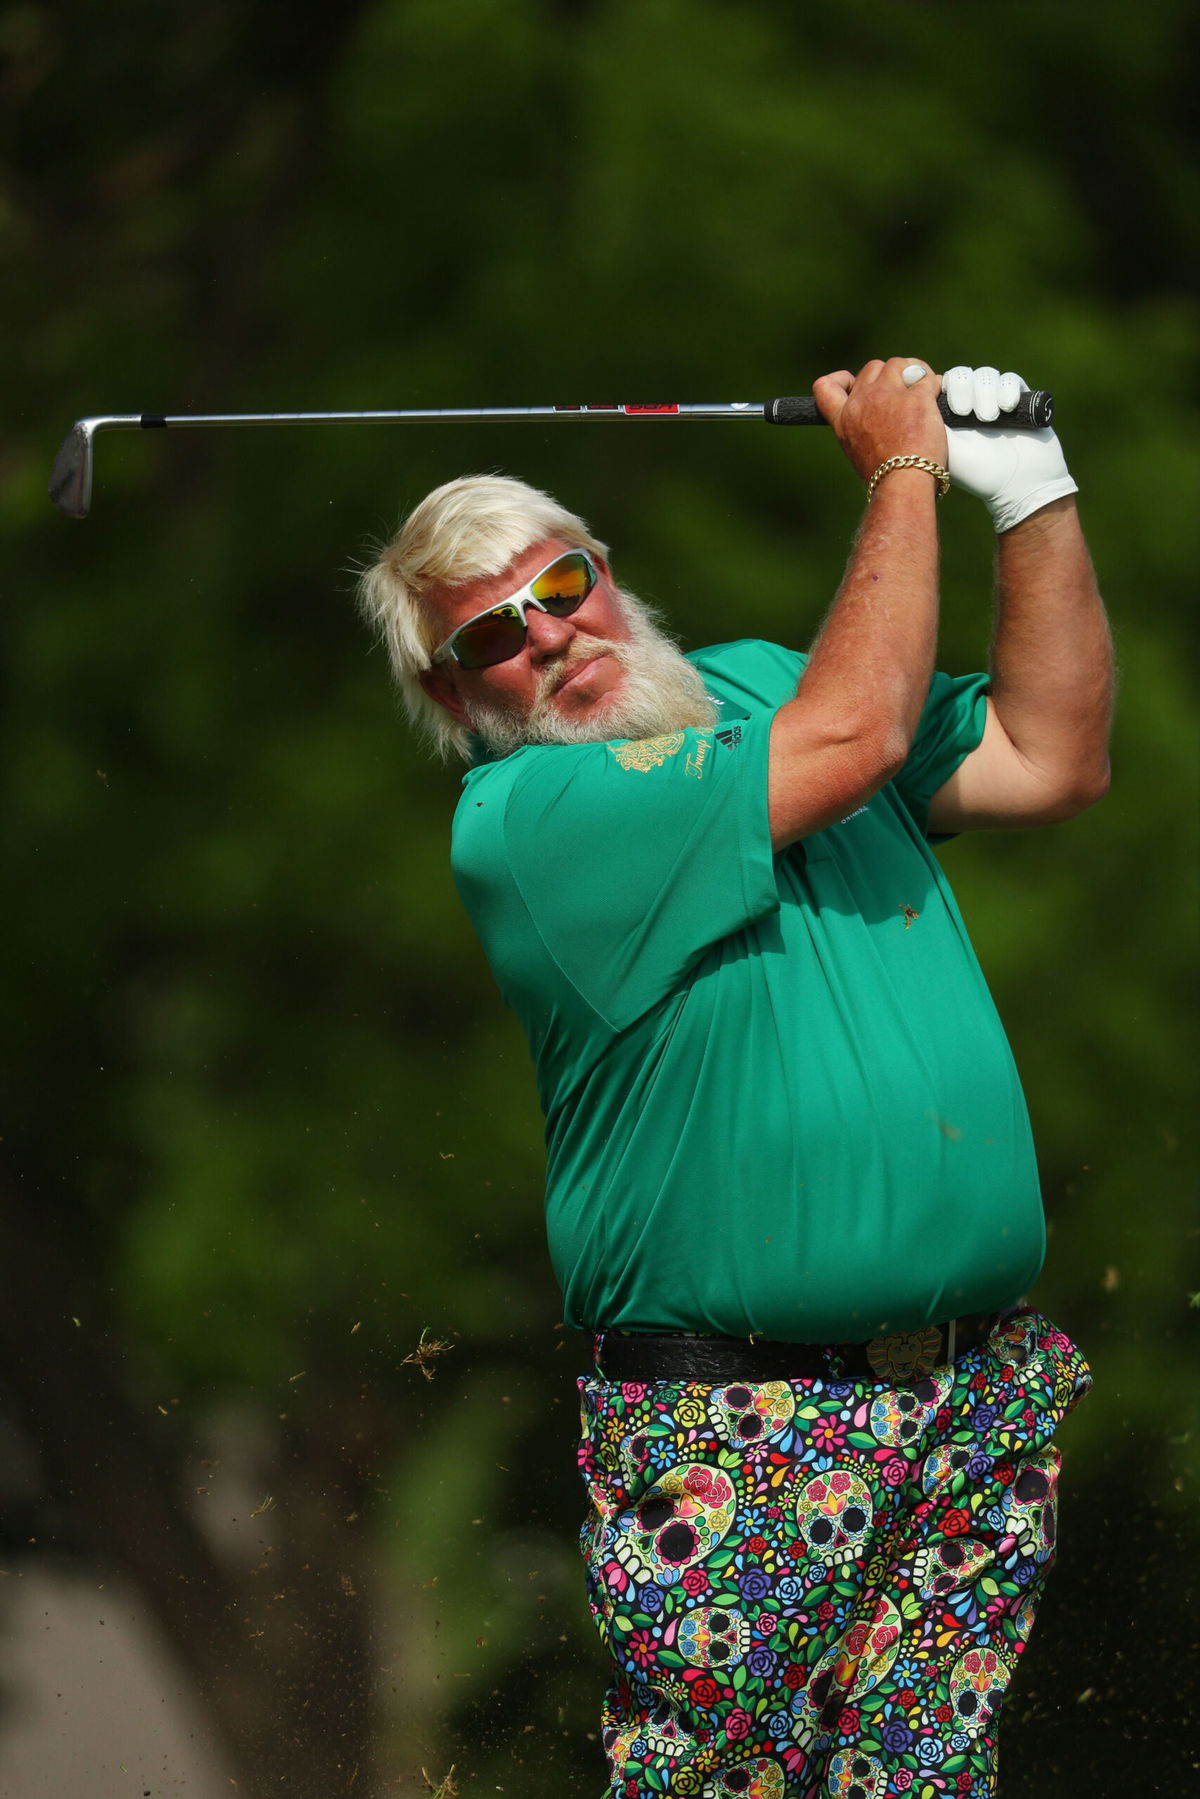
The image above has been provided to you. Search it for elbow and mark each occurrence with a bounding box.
[876,724,914,788]
[1036,757,1112,823]
[767,707,914,848]
[1067,757,1112,814]
[836,717,911,802]
[823,725,909,817]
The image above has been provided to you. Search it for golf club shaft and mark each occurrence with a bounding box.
[49,391,1055,518]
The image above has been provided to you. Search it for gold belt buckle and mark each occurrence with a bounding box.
[865,1324,943,1383]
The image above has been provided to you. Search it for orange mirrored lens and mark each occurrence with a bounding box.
[530,552,594,609]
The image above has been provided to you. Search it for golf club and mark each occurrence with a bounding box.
[49,390,1054,520]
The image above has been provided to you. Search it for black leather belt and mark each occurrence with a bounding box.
[594,1312,1004,1386]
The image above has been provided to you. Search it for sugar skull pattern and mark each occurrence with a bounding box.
[578,1309,1089,1798]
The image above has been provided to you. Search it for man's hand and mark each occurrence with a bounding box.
[813,357,948,485]
[943,365,1078,532]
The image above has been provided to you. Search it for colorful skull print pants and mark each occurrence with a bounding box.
[576,1309,1090,1799]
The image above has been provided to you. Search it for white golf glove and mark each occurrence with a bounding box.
[943,365,1078,532]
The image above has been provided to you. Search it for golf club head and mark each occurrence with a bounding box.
[49,417,142,518]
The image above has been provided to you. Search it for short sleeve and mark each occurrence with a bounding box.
[455,719,780,1034]
[892,670,991,837]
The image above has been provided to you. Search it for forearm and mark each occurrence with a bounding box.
[768,468,941,843]
[990,496,1114,804]
[800,470,940,752]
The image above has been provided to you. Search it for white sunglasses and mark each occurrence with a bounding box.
[430,550,599,669]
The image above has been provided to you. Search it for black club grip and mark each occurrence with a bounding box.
[766,390,1053,429]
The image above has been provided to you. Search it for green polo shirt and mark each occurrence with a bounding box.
[451,639,1044,1341]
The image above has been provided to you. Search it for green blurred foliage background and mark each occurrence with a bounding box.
[2,1,1196,1794]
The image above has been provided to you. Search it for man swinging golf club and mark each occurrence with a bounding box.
[358,358,1112,1798]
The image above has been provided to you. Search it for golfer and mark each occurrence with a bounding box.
[359,358,1112,1798]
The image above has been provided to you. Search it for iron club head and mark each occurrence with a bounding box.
[48,420,96,520]
[49,416,143,519]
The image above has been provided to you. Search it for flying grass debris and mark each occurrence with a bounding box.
[421,1767,458,1798]
[402,1328,454,1381]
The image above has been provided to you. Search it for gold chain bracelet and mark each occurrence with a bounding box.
[866,454,951,502]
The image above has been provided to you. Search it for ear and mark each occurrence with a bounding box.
[419,664,471,728]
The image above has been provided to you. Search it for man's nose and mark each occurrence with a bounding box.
[526,606,575,660]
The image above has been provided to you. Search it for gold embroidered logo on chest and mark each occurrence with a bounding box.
[610,732,686,772]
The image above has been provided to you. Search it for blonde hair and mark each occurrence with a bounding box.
[357,473,608,761]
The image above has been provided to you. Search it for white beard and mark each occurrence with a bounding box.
[464,590,716,758]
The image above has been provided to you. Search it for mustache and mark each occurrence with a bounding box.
[536,634,627,700]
